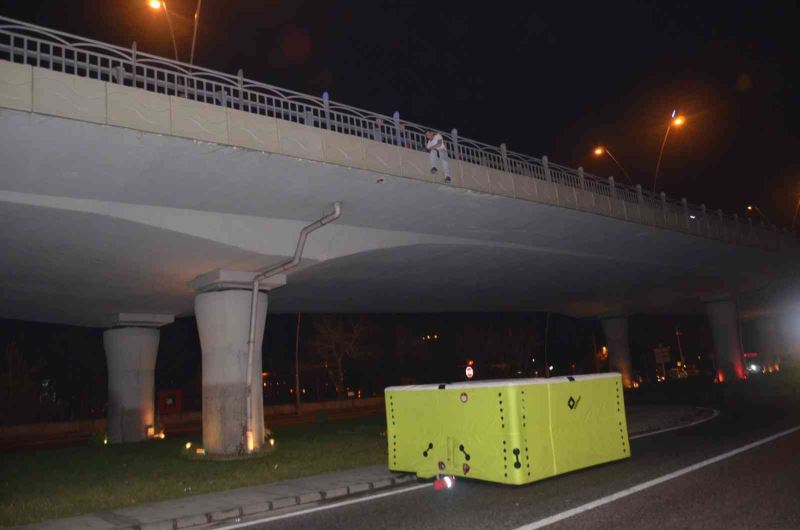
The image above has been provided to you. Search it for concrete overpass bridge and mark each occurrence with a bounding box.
[1,16,798,455]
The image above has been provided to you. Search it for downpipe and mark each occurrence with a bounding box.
[243,202,342,452]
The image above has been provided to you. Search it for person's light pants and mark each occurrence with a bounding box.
[430,149,450,177]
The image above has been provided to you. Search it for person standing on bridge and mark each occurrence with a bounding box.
[426,131,451,183]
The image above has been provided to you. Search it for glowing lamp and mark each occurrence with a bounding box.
[593,146,604,156]
[246,431,254,452]
[148,1,162,9]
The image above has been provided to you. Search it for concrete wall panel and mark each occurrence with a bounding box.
[610,198,627,220]
[576,189,595,212]
[276,120,324,162]
[538,181,558,205]
[0,60,32,112]
[107,83,171,134]
[513,174,538,202]
[226,108,279,153]
[33,67,106,124]
[322,129,366,168]
[363,139,401,174]
[170,96,229,144]
[461,162,491,193]
[399,149,434,182]
[556,183,578,209]
[488,169,516,198]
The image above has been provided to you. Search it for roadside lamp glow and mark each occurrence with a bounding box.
[185,442,192,450]
[269,437,276,447]
[593,146,604,156]
[673,116,685,126]
[246,431,255,452]
[148,0,162,8]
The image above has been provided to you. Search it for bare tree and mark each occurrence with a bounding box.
[307,315,374,399]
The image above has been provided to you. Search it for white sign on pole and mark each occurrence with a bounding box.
[465,366,474,379]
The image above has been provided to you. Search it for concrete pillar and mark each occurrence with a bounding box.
[705,299,745,381]
[104,327,159,444]
[601,317,632,388]
[195,289,268,456]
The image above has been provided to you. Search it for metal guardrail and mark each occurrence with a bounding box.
[0,15,792,243]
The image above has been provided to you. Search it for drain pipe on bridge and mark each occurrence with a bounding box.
[243,201,342,453]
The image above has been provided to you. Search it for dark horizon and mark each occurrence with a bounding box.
[1,309,765,425]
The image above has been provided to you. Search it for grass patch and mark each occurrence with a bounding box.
[0,417,388,527]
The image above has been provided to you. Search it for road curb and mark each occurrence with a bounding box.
[124,474,416,530]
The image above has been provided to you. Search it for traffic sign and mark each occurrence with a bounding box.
[465,366,474,379]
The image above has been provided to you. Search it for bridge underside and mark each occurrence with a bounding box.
[0,108,796,326]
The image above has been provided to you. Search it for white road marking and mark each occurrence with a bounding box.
[629,407,720,440]
[214,483,431,529]
[513,424,800,529]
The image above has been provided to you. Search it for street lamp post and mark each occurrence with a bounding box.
[593,146,634,186]
[653,111,686,193]
[149,1,179,61]
[189,0,203,65]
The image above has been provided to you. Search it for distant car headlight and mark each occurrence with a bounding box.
[747,363,760,372]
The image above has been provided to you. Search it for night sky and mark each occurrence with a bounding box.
[2,0,798,225]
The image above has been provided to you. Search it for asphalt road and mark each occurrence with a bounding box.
[215,384,800,530]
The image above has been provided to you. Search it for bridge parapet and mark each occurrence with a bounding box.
[0,15,795,252]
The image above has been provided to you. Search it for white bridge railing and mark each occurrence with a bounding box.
[0,15,793,246]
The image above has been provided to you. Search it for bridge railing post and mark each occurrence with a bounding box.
[393,111,402,147]
[237,69,245,111]
[451,128,460,161]
[733,213,740,241]
[578,166,585,190]
[373,117,383,143]
[660,192,667,225]
[500,143,508,172]
[542,155,552,182]
[636,184,643,204]
[718,209,725,239]
[323,91,331,130]
[131,41,138,88]
[609,176,616,199]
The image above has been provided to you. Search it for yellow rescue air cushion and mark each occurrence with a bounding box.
[385,373,629,485]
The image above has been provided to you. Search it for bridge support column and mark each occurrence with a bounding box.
[104,314,173,444]
[705,299,745,381]
[191,270,285,456]
[601,317,632,388]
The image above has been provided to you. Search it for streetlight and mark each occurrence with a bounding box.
[653,110,686,193]
[148,1,179,62]
[746,204,771,225]
[189,0,203,65]
[593,146,633,186]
